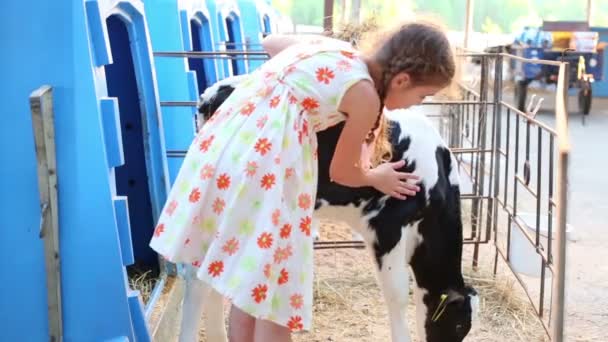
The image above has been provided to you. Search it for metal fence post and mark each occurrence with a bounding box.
[551,62,570,342]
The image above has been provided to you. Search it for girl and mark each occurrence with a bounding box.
[150,21,455,342]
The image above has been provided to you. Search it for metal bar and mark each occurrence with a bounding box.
[499,52,564,66]
[423,101,493,105]
[167,150,188,158]
[490,54,504,263]
[154,50,269,57]
[314,240,365,250]
[145,275,167,320]
[551,62,571,342]
[501,101,558,136]
[513,113,521,218]
[503,107,511,206]
[161,101,198,107]
[548,135,555,265]
[515,175,538,197]
[472,55,490,268]
[450,148,493,154]
[461,195,494,200]
[535,128,543,248]
[506,206,552,263]
[495,246,552,337]
[30,85,63,342]
[536,126,545,316]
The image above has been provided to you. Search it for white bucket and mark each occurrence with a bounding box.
[509,213,573,278]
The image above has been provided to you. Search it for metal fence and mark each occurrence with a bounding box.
[153,49,570,341]
[435,51,570,341]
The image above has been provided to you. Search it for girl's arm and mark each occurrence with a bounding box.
[329,81,380,187]
[332,81,420,199]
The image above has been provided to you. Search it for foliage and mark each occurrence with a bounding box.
[271,0,607,33]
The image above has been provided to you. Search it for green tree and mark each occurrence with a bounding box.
[272,0,606,33]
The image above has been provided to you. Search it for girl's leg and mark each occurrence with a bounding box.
[228,305,255,342]
[254,318,292,342]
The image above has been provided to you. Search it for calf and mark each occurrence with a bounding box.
[178,77,478,342]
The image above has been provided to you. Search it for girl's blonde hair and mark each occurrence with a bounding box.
[330,18,456,167]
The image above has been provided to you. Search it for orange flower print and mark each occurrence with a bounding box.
[166,200,178,216]
[274,244,293,264]
[272,209,281,226]
[341,50,355,59]
[288,94,298,104]
[290,294,304,310]
[316,67,335,84]
[256,115,268,129]
[302,120,309,135]
[300,216,311,236]
[257,232,273,249]
[154,223,165,237]
[337,59,352,72]
[263,264,272,278]
[200,164,215,180]
[287,316,303,332]
[301,97,319,111]
[298,193,312,210]
[198,135,215,152]
[245,161,258,177]
[189,188,201,203]
[212,198,226,214]
[278,268,289,285]
[192,260,201,268]
[269,95,281,108]
[216,173,231,190]
[280,224,292,239]
[222,238,239,256]
[252,284,268,303]
[208,261,224,277]
[254,138,272,156]
[298,120,309,145]
[261,173,276,190]
[240,102,256,116]
[285,168,294,179]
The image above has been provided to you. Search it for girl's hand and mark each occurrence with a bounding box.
[368,160,421,200]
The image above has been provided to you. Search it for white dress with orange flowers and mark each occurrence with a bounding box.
[149,40,373,331]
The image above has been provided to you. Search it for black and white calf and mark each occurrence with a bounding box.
[178,77,479,342]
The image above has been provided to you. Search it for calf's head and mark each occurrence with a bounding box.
[420,286,478,342]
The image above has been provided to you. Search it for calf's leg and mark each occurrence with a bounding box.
[372,230,412,342]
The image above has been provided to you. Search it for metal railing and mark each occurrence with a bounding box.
[437,50,570,341]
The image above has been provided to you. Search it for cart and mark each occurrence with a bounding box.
[512,21,603,124]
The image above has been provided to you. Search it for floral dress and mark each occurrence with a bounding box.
[149,39,373,331]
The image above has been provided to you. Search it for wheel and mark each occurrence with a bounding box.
[514,80,528,113]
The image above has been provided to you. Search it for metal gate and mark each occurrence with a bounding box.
[434,51,570,341]
[153,48,570,341]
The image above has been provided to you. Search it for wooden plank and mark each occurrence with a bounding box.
[30,85,63,342]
